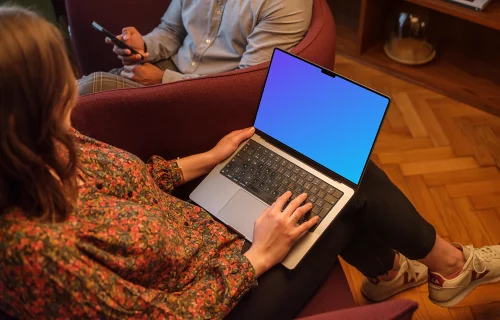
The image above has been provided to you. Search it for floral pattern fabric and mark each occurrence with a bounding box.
[0,131,257,319]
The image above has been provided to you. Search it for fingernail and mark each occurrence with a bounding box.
[248,127,255,131]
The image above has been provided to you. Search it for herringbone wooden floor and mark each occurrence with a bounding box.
[334,55,500,320]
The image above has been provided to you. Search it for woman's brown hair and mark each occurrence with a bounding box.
[0,6,79,222]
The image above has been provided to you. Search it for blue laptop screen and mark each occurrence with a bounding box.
[254,50,389,185]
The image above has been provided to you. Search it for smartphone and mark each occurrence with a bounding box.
[92,21,145,60]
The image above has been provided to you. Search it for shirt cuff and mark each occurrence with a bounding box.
[162,69,185,84]
[143,36,158,63]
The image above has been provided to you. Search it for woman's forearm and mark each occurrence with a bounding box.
[177,152,219,183]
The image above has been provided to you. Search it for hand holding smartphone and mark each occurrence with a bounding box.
[92,21,145,60]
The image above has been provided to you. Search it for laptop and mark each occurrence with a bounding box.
[190,48,390,269]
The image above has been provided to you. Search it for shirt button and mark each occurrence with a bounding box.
[206,39,211,44]
[153,199,158,204]
[216,10,221,15]
[96,183,103,190]
[191,61,196,66]
[127,191,133,198]
[184,222,189,227]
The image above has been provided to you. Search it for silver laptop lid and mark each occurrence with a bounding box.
[253,49,391,188]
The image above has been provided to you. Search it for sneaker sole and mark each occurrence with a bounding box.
[361,277,427,302]
[429,274,500,307]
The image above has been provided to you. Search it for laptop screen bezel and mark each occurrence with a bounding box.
[253,48,391,190]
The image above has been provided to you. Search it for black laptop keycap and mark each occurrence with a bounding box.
[247,183,275,205]
[220,140,344,232]
[309,194,318,203]
[310,186,320,195]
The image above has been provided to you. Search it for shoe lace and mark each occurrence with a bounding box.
[470,246,498,273]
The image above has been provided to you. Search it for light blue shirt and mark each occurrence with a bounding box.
[143,0,313,84]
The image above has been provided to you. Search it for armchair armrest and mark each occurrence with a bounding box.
[297,300,418,320]
[65,0,171,74]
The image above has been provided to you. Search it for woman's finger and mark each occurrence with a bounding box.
[274,191,292,214]
[236,127,255,142]
[283,193,308,216]
[289,202,313,224]
[227,127,254,140]
[293,215,320,236]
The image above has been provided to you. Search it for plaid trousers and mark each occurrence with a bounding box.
[78,59,179,96]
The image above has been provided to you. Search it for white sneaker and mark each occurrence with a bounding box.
[361,254,428,302]
[429,243,500,307]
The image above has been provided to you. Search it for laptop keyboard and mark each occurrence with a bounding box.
[220,139,344,232]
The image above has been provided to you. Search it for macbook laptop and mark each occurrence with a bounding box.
[190,48,390,269]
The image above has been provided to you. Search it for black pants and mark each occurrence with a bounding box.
[226,161,436,320]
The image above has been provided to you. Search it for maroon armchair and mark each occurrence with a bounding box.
[69,0,337,161]
[66,0,336,77]
[66,0,418,318]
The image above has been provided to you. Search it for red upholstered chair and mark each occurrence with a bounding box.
[67,0,418,318]
[69,0,337,183]
[66,0,336,76]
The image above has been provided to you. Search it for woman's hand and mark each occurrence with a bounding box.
[244,192,318,277]
[207,127,255,165]
[176,127,255,183]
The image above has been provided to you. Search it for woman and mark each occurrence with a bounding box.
[1,7,499,320]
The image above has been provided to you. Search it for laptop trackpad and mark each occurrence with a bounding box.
[218,190,268,243]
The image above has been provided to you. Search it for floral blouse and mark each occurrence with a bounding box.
[0,131,257,319]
